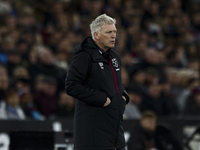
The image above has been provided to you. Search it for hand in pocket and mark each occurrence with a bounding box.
[122,96,126,102]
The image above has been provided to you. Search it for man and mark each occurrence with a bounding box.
[127,111,183,150]
[140,83,170,116]
[0,89,26,120]
[33,76,58,118]
[65,14,129,150]
[127,111,158,150]
[124,87,142,119]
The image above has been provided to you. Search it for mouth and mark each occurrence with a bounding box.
[110,41,115,44]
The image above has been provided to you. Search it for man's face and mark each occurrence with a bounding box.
[148,84,161,99]
[140,118,156,132]
[39,49,53,65]
[129,93,141,105]
[95,24,117,51]
[7,94,19,107]
[42,83,57,96]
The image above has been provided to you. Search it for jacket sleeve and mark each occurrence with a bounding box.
[116,52,130,104]
[122,85,130,104]
[65,52,107,107]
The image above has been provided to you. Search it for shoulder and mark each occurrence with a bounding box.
[73,51,92,60]
[111,49,119,56]
[69,51,93,69]
[111,49,121,60]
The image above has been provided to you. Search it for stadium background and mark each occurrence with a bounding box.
[0,0,200,149]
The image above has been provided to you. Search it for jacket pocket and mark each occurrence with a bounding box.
[93,94,126,146]
[93,96,118,146]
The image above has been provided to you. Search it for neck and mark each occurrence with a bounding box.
[94,40,109,52]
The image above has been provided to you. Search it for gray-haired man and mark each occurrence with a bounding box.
[65,14,129,150]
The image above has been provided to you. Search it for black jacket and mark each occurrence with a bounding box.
[127,124,183,150]
[65,37,129,150]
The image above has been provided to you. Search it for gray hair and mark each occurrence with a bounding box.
[90,14,116,40]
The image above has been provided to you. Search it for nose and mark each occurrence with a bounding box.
[111,32,116,38]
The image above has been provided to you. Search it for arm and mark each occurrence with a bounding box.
[122,85,130,104]
[65,52,107,107]
[115,52,130,104]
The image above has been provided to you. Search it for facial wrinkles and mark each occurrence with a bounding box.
[100,24,117,50]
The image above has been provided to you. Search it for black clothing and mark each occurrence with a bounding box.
[183,98,200,116]
[128,59,167,83]
[140,94,170,116]
[32,62,66,93]
[127,125,157,150]
[56,105,75,117]
[127,124,183,150]
[35,62,65,79]
[65,37,129,150]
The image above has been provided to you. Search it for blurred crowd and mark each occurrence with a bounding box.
[0,0,200,120]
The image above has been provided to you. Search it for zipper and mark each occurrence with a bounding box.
[107,55,120,94]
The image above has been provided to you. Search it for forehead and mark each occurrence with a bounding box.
[100,24,116,32]
[142,118,156,123]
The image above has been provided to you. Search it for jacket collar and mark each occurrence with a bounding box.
[88,38,111,63]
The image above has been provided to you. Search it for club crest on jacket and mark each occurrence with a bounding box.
[112,58,118,67]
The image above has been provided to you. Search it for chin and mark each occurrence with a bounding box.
[110,44,115,48]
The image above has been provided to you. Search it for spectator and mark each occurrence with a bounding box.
[145,67,160,86]
[56,91,75,118]
[15,78,31,97]
[13,66,30,80]
[127,111,158,150]
[159,81,179,116]
[121,67,130,89]
[140,83,171,116]
[176,78,200,113]
[0,89,26,120]
[127,110,182,150]
[128,48,167,84]
[185,43,200,60]
[20,92,44,120]
[0,38,14,64]
[124,87,142,119]
[34,47,66,92]
[187,58,200,73]
[6,49,22,76]
[16,39,29,61]
[167,46,187,69]
[183,86,200,117]
[33,74,45,92]
[130,68,147,94]
[54,51,69,70]
[34,47,59,78]
[167,68,183,101]
[33,76,58,118]
[0,65,9,101]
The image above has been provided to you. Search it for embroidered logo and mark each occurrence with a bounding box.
[112,58,118,67]
[99,62,104,69]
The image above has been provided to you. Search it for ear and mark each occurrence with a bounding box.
[94,32,99,40]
